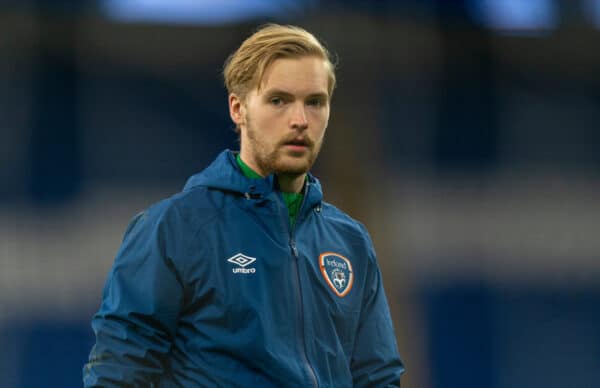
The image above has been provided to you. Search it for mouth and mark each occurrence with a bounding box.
[283,138,311,152]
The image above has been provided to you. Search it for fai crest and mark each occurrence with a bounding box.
[319,252,354,297]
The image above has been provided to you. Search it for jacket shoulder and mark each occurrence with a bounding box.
[319,202,374,250]
[169,185,230,224]
[141,185,229,228]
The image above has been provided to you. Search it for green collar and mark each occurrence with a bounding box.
[236,154,304,225]
[236,154,263,180]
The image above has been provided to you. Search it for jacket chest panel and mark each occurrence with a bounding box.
[293,221,365,310]
[293,223,365,360]
[185,208,299,338]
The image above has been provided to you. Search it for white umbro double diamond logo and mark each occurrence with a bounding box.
[227,253,257,274]
[227,253,256,267]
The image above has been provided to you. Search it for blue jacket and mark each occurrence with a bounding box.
[84,150,404,387]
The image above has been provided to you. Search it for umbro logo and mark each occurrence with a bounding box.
[227,253,257,274]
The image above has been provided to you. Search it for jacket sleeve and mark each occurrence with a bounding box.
[350,231,405,387]
[83,208,185,387]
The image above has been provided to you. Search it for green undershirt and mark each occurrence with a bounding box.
[236,154,304,226]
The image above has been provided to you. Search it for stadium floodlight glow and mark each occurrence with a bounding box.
[469,0,559,36]
[101,0,305,25]
[583,0,600,28]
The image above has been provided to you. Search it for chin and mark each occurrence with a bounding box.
[274,158,312,176]
[276,165,310,176]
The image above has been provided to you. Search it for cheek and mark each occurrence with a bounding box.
[311,110,329,132]
[254,109,283,131]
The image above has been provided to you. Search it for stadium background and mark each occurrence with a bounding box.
[1,1,600,387]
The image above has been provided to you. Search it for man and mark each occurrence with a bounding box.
[83,24,404,387]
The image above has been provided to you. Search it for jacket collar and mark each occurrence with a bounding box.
[183,150,323,209]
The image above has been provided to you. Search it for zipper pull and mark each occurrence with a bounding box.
[290,240,299,258]
[244,192,263,200]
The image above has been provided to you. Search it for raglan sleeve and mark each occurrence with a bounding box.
[350,226,405,387]
[82,206,185,387]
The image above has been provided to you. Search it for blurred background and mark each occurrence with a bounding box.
[1,0,600,387]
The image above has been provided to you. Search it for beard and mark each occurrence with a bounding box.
[244,115,323,177]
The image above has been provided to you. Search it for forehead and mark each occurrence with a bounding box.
[258,56,329,96]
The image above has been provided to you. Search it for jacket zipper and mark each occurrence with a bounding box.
[278,186,318,388]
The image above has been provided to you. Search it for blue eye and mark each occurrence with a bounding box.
[270,97,283,106]
[307,99,324,107]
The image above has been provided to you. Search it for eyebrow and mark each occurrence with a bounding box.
[264,89,329,100]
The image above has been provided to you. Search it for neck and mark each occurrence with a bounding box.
[277,173,306,193]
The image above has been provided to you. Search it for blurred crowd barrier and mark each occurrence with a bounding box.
[1,2,600,387]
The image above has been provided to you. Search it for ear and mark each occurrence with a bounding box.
[229,93,245,127]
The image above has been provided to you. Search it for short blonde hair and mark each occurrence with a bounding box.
[223,24,336,101]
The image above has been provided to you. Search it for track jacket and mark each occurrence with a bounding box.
[83,150,404,387]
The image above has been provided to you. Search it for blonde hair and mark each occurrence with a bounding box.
[223,24,336,101]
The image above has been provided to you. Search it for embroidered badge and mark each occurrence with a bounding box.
[319,252,353,297]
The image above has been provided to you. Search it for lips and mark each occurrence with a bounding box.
[286,141,308,147]
[282,139,311,154]
[283,137,311,148]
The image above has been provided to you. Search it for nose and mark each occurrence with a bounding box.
[290,102,308,130]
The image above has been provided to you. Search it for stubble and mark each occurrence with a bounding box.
[244,114,322,177]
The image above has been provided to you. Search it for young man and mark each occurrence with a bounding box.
[83,24,404,387]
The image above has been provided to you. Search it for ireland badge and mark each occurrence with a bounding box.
[319,252,354,297]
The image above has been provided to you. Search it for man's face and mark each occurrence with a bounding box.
[230,56,331,177]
